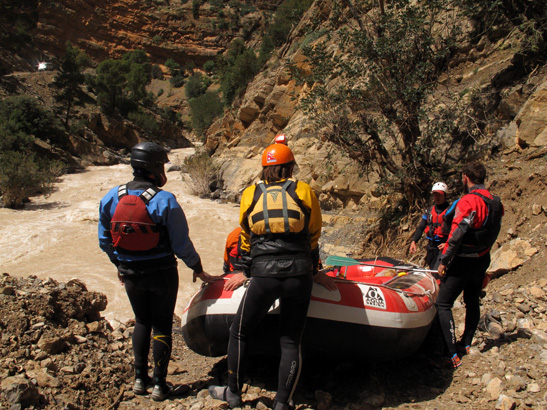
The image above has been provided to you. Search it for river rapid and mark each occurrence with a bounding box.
[0,148,240,323]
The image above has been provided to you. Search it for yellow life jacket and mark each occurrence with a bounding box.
[247,179,307,236]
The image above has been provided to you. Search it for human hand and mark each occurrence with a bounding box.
[224,272,247,291]
[193,271,215,283]
[117,271,125,286]
[437,263,446,277]
[438,243,447,251]
[314,271,338,291]
[409,241,417,254]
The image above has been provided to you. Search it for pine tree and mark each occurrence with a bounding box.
[51,42,87,128]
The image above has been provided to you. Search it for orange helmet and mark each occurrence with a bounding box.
[261,144,295,166]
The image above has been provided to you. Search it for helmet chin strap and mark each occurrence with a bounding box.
[132,167,167,187]
[156,171,167,187]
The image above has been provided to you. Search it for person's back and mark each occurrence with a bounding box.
[99,142,214,401]
[209,141,335,410]
[436,162,504,369]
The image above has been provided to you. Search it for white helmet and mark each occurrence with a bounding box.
[431,182,448,194]
[274,134,287,145]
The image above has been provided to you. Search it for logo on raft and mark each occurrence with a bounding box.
[364,286,386,309]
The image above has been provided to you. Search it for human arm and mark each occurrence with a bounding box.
[295,181,322,250]
[223,272,247,291]
[238,186,255,277]
[294,181,324,277]
[441,200,458,237]
[152,192,210,279]
[98,187,121,266]
[314,271,337,291]
[440,197,476,266]
[409,214,428,252]
[193,271,215,283]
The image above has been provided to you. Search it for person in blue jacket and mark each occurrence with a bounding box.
[99,142,214,401]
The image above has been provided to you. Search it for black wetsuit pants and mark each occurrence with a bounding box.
[436,253,490,356]
[123,265,179,383]
[227,274,313,405]
[425,241,443,272]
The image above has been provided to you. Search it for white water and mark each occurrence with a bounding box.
[0,148,240,323]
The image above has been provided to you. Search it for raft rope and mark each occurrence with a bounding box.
[208,269,435,298]
[330,271,435,298]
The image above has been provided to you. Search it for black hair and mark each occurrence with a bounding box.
[463,161,487,184]
[259,162,295,182]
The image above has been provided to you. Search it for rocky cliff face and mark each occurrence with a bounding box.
[31,0,275,69]
[203,1,547,256]
[0,0,281,166]
[207,1,547,198]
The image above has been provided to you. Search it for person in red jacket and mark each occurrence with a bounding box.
[436,162,503,369]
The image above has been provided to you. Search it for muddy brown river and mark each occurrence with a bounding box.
[0,148,240,323]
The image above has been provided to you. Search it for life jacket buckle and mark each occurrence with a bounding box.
[120,224,134,234]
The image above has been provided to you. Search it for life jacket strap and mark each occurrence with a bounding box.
[258,182,270,235]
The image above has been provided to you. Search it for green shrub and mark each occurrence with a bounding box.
[150,64,164,80]
[127,110,160,136]
[217,39,260,104]
[240,3,256,15]
[160,107,181,125]
[189,91,224,136]
[203,60,215,74]
[0,151,62,209]
[297,0,473,211]
[164,58,181,76]
[259,0,314,63]
[0,96,68,208]
[0,95,64,148]
[182,149,219,197]
[170,74,185,88]
[68,118,88,136]
[185,72,211,99]
[92,51,155,114]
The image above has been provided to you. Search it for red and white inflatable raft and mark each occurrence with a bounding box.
[180,257,438,362]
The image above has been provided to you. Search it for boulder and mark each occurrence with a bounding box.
[1,376,41,408]
[514,78,547,148]
[489,239,538,276]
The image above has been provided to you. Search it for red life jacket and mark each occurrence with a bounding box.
[110,185,169,255]
[460,191,503,255]
[424,205,448,241]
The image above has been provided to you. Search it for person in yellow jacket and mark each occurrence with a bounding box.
[209,142,335,410]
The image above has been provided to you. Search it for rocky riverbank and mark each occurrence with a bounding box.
[1,265,546,410]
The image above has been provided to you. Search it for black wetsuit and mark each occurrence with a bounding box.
[227,275,313,404]
[121,258,178,383]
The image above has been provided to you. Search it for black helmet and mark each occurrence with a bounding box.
[130,142,169,172]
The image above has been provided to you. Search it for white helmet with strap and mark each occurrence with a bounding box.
[431,182,448,193]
